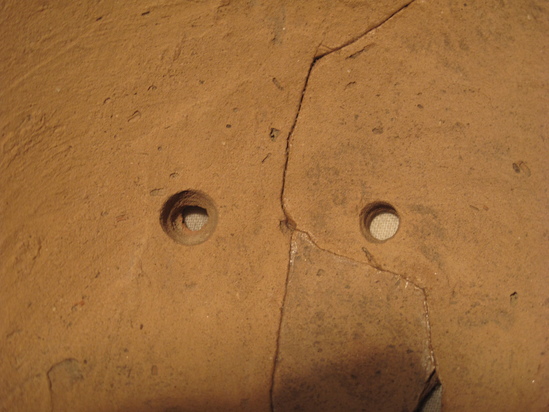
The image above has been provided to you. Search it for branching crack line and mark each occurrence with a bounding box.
[296,230,437,382]
[272,3,422,410]
[269,230,437,411]
[315,0,416,59]
[270,48,316,412]
[279,0,417,222]
[295,229,425,295]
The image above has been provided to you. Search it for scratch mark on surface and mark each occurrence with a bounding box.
[272,77,284,91]
[0,23,99,98]
[361,246,378,266]
[346,43,376,59]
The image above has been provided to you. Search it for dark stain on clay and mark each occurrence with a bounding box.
[47,359,84,411]
[510,291,518,306]
[272,232,435,411]
[372,126,384,134]
[279,218,297,234]
[512,161,531,176]
[272,77,284,90]
[269,128,280,141]
[47,359,83,386]
[409,204,439,218]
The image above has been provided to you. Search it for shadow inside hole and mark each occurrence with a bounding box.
[360,202,400,243]
[160,190,218,245]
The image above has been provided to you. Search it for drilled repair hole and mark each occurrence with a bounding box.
[160,191,217,245]
[360,202,400,242]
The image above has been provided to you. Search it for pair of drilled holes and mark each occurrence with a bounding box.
[160,191,399,245]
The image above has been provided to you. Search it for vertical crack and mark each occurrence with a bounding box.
[269,234,295,412]
[270,43,317,408]
[279,0,417,220]
[271,49,317,412]
[272,3,420,410]
[279,55,317,224]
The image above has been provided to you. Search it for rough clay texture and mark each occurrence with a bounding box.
[0,0,547,411]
